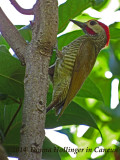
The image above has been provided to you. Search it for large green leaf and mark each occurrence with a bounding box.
[58,0,109,34]
[0,46,25,98]
[92,77,111,107]
[89,48,111,106]
[1,103,61,159]
[46,102,101,136]
[58,0,92,34]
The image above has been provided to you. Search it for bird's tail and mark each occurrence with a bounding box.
[46,98,65,116]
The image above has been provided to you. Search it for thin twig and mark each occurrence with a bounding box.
[4,99,23,137]
[9,0,34,15]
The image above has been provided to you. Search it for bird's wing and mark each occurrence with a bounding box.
[58,40,97,118]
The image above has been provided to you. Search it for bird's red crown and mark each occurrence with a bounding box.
[97,21,110,46]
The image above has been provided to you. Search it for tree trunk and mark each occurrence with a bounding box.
[18,46,50,159]
[18,0,58,159]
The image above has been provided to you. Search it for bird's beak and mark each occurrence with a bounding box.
[70,19,87,29]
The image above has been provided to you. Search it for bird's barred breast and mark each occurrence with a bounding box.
[60,37,84,73]
[61,53,76,72]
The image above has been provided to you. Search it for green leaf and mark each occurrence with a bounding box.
[92,0,110,11]
[71,125,100,160]
[110,39,120,61]
[75,13,99,22]
[49,50,57,66]
[110,28,120,40]
[58,0,110,34]
[91,49,110,78]
[42,138,61,160]
[15,25,24,29]
[101,125,119,149]
[19,25,32,42]
[0,35,9,49]
[3,122,21,157]
[58,0,92,33]
[94,77,111,107]
[89,49,111,106]
[110,22,120,29]
[0,46,25,98]
[101,103,120,118]
[0,104,22,135]
[58,146,71,160]
[76,77,104,102]
[0,93,8,101]
[109,43,120,75]
[0,103,22,156]
[46,102,101,136]
[0,94,18,105]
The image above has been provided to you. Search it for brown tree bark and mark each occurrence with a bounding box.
[19,0,58,159]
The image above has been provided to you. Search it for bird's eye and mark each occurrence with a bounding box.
[90,21,97,26]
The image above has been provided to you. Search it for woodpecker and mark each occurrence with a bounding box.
[47,19,110,117]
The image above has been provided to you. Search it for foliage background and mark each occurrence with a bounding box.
[0,0,120,159]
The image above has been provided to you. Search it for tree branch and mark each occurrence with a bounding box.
[9,0,34,15]
[32,0,58,56]
[19,0,58,159]
[0,7,27,64]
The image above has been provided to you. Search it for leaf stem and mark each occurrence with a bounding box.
[8,96,21,104]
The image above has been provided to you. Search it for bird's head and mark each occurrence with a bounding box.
[70,19,110,46]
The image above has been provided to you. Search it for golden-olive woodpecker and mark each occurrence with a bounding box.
[47,19,110,117]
